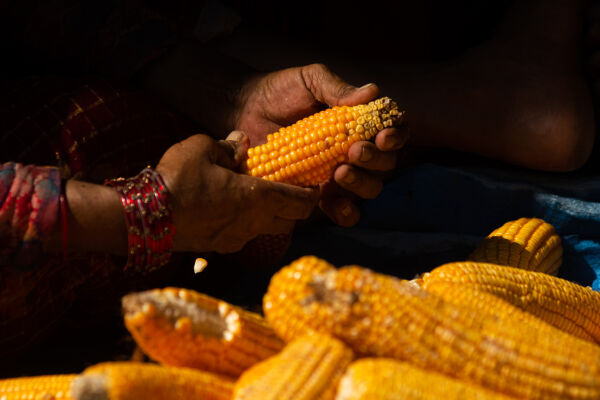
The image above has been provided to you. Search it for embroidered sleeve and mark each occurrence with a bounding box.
[0,162,61,268]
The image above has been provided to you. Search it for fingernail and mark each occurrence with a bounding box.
[384,135,399,150]
[359,83,375,90]
[226,130,244,142]
[360,146,373,162]
[342,169,356,185]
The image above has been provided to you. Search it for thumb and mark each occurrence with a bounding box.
[302,64,380,107]
[214,130,250,170]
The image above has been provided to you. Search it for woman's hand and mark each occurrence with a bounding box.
[235,63,409,226]
[156,132,318,253]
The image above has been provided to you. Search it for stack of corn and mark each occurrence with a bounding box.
[3,99,598,399]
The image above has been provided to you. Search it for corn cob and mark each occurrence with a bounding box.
[264,255,600,400]
[418,279,597,343]
[0,374,76,400]
[469,218,562,274]
[122,287,284,377]
[245,97,404,186]
[70,362,234,400]
[336,358,516,400]
[421,261,600,344]
[233,333,353,400]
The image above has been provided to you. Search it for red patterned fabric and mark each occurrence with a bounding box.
[0,76,191,357]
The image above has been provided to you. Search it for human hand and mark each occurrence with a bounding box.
[156,132,318,253]
[235,63,409,226]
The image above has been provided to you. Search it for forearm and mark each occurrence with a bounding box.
[46,180,127,256]
[138,40,257,138]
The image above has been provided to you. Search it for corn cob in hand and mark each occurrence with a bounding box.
[71,362,233,400]
[469,217,562,274]
[264,255,600,400]
[421,261,600,344]
[245,97,404,186]
[122,287,284,377]
[233,333,353,400]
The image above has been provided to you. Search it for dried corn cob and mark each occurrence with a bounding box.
[0,374,76,400]
[264,255,600,400]
[245,97,404,186]
[233,333,353,400]
[71,362,233,400]
[421,261,600,344]
[419,279,597,343]
[122,287,284,377]
[469,218,562,274]
[336,358,516,400]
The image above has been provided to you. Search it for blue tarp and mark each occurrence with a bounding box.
[285,163,600,290]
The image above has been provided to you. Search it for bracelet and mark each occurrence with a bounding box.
[104,167,174,273]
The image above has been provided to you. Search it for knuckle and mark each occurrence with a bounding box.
[308,63,329,74]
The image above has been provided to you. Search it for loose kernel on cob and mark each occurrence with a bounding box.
[233,333,353,400]
[420,261,600,344]
[335,358,516,400]
[264,255,600,400]
[469,218,562,274]
[122,288,284,377]
[71,362,234,400]
[245,97,404,186]
[0,374,76,400]
[418,279,597,343]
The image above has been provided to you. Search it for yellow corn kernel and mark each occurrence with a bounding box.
[71,362,233,400]
[421,261,600,344]
[264,256,600,400]
[233,333,353,400]
[245,97,404,187]
[469,218,562,274]
[122,287,284,377]
[0,374,76,400]
[419,279,597,343]
[336,358,515,400]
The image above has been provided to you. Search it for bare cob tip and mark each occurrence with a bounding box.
[122,289,228,338]
[70,374,109,400]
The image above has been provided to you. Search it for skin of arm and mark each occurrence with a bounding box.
[44,132,319,256]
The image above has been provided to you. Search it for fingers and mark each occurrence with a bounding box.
[214,131,250,169]
[374,126,410,151]
[334,164,383,199]
[347,141,397,171]
[262,217,296,235]
[247,177,319,220]
[319,195,360,227]
[301,63,380,107]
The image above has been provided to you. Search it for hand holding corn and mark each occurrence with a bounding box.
[235,64,408,226]
[155,133,318,253]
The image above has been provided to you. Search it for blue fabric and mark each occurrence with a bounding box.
[285,163,600,290]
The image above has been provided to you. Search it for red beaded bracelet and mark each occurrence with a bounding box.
[105,168,174,273]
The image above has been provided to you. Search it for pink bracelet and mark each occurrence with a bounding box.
[105,168,174,273]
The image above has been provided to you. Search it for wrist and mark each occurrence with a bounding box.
[105,168,174,273]
[47,179,128,256]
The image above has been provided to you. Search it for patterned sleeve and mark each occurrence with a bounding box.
[0,163,61,268]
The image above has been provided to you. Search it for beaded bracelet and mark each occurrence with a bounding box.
[105,167,174,273]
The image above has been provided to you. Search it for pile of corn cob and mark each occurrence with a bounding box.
[4,99,600,399]
[5,215,600,400]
